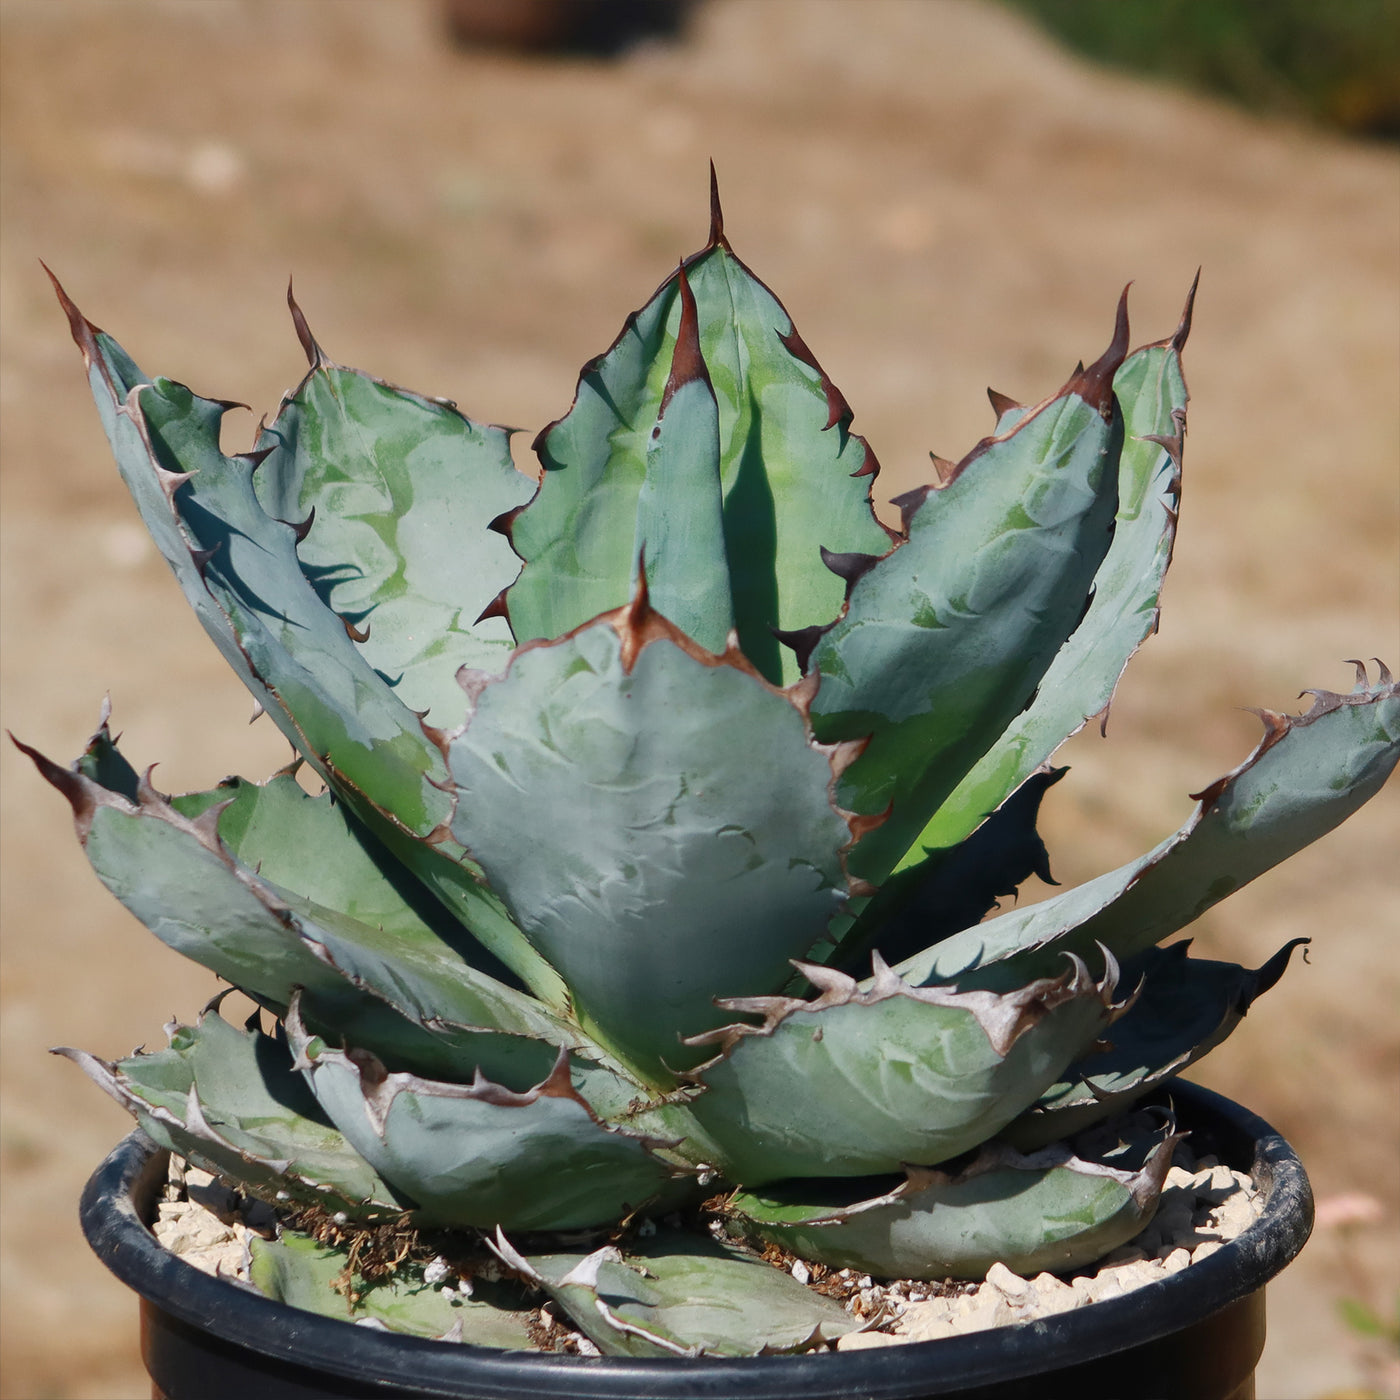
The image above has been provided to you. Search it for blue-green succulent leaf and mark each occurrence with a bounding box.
[810,297,1131,885]
[447,590,856,1081]
[287,997,691,1231]
[729,1122,1177,1281]
[503,202,890,686]
[902,669,1400,988]
[49,278,561,1005]
[55,1008,406,1220]
[489,1229,858,1358]
[51,280,449,836]
[899,299,1192,873]
[253,305,534,727]
[249,1231,537,1346]
[681,953,1120,1184]
[999,936,1309,1149]
[18,728,589,1088]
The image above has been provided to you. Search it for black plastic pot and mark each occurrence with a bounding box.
[82,1080,1310,1400]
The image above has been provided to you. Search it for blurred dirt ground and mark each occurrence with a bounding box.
[1,2,1396,1396]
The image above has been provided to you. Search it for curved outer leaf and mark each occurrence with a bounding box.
[253,314,534,726]
[680,953,1121,1184]
[17,727,591,1089]
[503,193,891,686]
[55,1009,407,1220]
[900,669,1400,989]
[490,1230,858,1359]
[899,300,1192,873]
[447,586,858,1081]
[729,1126,1177,1281]
[250,1231,537,1346]
[810,299,1130,885]
[49,277,560,1003]
[287,997,691,1231]
[999,936,1309,1150]
[52,282,448,837]
[249,1232,531,1346]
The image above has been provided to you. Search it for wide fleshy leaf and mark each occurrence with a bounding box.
[680,953,1120,1184]
[250,1230,537,1346]
[18,725,589,1089]
[809,298,1130,885]
[503,188,891,686]
[448,587,857,1081]
[288,998,691,1230]
[55,1009,406,1220]
[253,310,534,727]
[51,279,449,836]
[1000,936,1308,1149]
[729,1122,1177,1281]
[896,298,1192,874]
[900,668,1400,989]
[489,1230,858,1358]
[49,277,561,1004]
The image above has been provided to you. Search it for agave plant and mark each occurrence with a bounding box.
[22,177,1399,1357]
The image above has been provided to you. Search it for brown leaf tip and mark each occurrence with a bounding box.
[1172,268,1200,355]
[707,159,730,252]
[10,733,103,841]
[42,262,105,370]
[286,278,325,370]
[659,262,711,416]
[614,562,663,673]
[1068,284,1131,418]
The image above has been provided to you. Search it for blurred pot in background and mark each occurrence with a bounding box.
[443,0,696,56]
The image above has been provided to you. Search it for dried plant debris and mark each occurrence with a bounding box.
[159,1121,1261,1352]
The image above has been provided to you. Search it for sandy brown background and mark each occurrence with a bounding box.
[2,2,1397,1396]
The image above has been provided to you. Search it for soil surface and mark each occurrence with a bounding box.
[2,3,1396,1397]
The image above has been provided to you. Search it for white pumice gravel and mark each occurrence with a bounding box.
[155,1131,1263,1354]
[151,1165,267,1282]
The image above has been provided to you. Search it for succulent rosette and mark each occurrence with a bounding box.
[23,178,1398,1355]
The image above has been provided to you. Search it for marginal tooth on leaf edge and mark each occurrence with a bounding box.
[987,387,1021,420]
[474,586,511,625]
[890,484,933,534]
[777,326,851,432]
[819,546,881,586]
[771,622,831,674]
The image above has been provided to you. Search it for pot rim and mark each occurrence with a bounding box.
[80,1078,1312,1400]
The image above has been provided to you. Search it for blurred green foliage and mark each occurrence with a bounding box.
[1338,1293,1400,1347]
[1006,0,1400,138]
